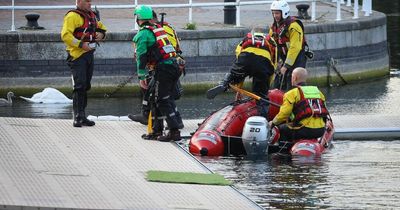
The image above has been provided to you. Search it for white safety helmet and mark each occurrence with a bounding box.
[270,0,290,19]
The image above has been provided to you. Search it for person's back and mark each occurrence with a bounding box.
[269,67,329,143]
[133,5,183,142]
[217,28,275,117]
[128,10,184,125]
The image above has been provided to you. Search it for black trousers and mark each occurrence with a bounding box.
[231,52,274,97]
[278,123,325,142]
[151,61,183,132]
[230,52,274,117]
[273,50,307,91]
[68,51,94,118]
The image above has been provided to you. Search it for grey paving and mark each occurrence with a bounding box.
[0,0,359,32]
[0,117,262,210]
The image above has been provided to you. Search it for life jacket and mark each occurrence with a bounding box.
[292,86,329,124]
[67,9,97,43]
[143,24,177,64]
[240,32,270,52]
[161,22,182,54]
[270,16,306,57]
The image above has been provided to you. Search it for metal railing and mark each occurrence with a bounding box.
[1,0,373,32]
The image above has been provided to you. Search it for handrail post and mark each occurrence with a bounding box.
[353,0,359,19]
[311,0,316,21]
[336,0,341,21]
[236,0,240,27]
[10,0,16,32]
[134,0,138,30]
[346,0,351,7]
[189,0,193,24]
[365,0,372,16]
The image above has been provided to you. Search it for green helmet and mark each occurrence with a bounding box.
[134,5,153,20]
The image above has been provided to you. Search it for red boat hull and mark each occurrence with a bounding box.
[189,89,334,157]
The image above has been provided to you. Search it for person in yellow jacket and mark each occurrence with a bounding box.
[269,67,330,143]
[269,0,308,91]
[61,0,107,127]
[221,27,275,117]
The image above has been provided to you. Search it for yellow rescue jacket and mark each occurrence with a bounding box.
[272,85,326,129]
[61,10,107,60]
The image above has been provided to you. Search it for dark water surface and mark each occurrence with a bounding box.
[1,3,399,208]
[1,77,399,119]
[198,140,400,209]
[1,77,400,209]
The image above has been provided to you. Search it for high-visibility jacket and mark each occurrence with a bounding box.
[235,32,272,62]
[268,16,305,68]
[133,23,176,80]
[272,85,328,129]
[61,9,106,60]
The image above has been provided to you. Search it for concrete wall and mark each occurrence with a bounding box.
[0,11,389,90]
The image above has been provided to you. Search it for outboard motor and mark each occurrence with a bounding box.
[241,116,269,156]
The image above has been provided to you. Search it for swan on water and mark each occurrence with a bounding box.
[0,92,14,106]
[20,87,72,104]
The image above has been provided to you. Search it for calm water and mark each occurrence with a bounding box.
[2,77,400,119]
[1,77,400,208]
[1,3,400,208]
[198,140,400,209]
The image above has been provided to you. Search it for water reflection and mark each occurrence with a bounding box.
[198,140,400,209]
[1,77,400,119]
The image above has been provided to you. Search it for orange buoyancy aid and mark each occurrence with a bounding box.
[292,86,329,124]
[240,32,270,52]
[270,16,306,56]
[68,9,98,43]
[144,24,177,64]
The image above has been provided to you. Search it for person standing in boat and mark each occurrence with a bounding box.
[220,27,275,118]
[133,5,183,142]
[268,0,310,91]
[61,0,107,127]
[268,67,329,144]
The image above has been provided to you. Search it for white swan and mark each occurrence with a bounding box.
[20,87,72,104]
[0,92,14,106]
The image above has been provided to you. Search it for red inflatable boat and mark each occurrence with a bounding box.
[189,89,334,157]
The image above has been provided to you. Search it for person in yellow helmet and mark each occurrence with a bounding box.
[61,0,106,127]
[133,5,183,142]
[221,27,275,117]
[269,0,308,91]
[269,67,330,144]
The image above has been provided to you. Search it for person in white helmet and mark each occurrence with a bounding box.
[268,0,308,91]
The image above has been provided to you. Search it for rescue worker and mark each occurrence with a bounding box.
[268,67,329,144]
[221,28,275,117]
[133,5,183,142]
[61,0,107,127]
[269,0,308,91]
[128,10,184,126]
